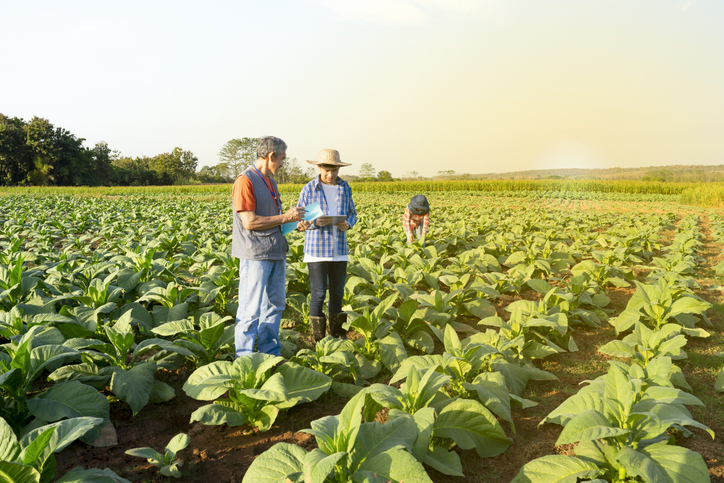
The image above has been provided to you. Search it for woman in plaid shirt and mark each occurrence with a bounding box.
[296,149,357,341]
[403,195,430,245]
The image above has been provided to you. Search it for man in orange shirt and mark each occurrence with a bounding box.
[232,136,305,357]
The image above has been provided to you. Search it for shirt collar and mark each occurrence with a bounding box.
[313,177,346,190]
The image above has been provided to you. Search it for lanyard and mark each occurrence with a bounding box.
[252,166,281,215]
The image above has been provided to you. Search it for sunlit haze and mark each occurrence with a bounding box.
[2,0,723,177]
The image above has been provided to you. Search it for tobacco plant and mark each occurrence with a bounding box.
[183,353,331,432]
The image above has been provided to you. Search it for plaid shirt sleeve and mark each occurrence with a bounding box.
[421,212,430,237]
[403,207,413,241]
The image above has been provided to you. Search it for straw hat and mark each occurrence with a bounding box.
[306,149,351,167]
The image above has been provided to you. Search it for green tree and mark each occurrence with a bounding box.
[218,138,259,178]
[377,170,393,182]
[358,162,376,178]
[276,157,309,184]
[0,114,33,185]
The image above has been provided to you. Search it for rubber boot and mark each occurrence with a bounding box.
[310,315,327,342]
[329,313,347,339]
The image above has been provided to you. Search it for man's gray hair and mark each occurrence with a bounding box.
[256,136,287,160]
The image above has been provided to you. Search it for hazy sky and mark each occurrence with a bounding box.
[2,0,723,177]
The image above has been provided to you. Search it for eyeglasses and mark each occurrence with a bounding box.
[274,153,287,162]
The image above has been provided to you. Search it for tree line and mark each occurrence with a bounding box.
[1,113,400,187]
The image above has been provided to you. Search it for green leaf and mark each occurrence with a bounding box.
[604,364,634,420]
[347,416,417,473]
[183,361,235,400]
[354,448,433,483]
[238,372,287,402]
[0,461,41,483]
[165,433,190,457]
[55,466,131,482]
[275,363,331,409]
[464,299,496,319]
[302,449,346,483]
[432,398,512,457]
[22,427,55,467]
[636,442,709,483]
[377,332,408,373]
[555,410,630,445]
[511,455,604,483]
[668,296,711,318]
[21,417,104,455]
[27,381,109,423]
[423,446,464,476]
[597,340,636,358]
[109,364,155,414]
[253,405,280,432]
[716,368,724,392]
[241,442,305,483]
[0,416,20,462]
[124,447,163,463]
[189,404,247,427]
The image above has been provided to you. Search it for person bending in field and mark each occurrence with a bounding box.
[232,136,305,357]
[296,149,357,342]
[403,194,430,245]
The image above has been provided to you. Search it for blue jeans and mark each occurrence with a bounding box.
[308,261,347,317]
[407,225,424,245]
[234,259,286,357]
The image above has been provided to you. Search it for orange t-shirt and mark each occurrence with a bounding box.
[232,175,256,213]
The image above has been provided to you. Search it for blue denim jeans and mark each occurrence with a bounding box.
[407,225,424,245]
[308,261,347,317]
[234,259,286,357]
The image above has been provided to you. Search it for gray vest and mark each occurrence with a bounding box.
[232,168,289,260]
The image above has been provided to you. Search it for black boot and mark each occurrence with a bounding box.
[329,313,347,339]
[310,315,327,342]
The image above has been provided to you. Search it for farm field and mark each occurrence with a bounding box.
[1,187,723,483]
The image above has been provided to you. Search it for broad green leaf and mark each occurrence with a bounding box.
[0,417,20,462]
[27,381,109,423]
[165,433,190,457]
[252,405,279,432]
[604,365,634,421]
[432,398,512,457]
[124,447,162,462]
[55,466,131,482]
[0,461,41,483]
[636,442,709,483]
[668,296,711,318]
[190,404,247,426]
[183,361,235,400]
[423,446,464,477]
[109,364,155,414]
[555,410,630,445]
[302,449,346,483]
[598,340,636,358]
[511,455,604,483]
[377,332,407,373]
[241,442,305,483]
[464,299,496,319]
[354,448,433,483]
[149,380,175,404]
[347,416,417,473]
[22,427,55,467]
[238,372,287,402]
[21,417,103,455]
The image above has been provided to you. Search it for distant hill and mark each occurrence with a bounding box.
[465,164,724,182]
